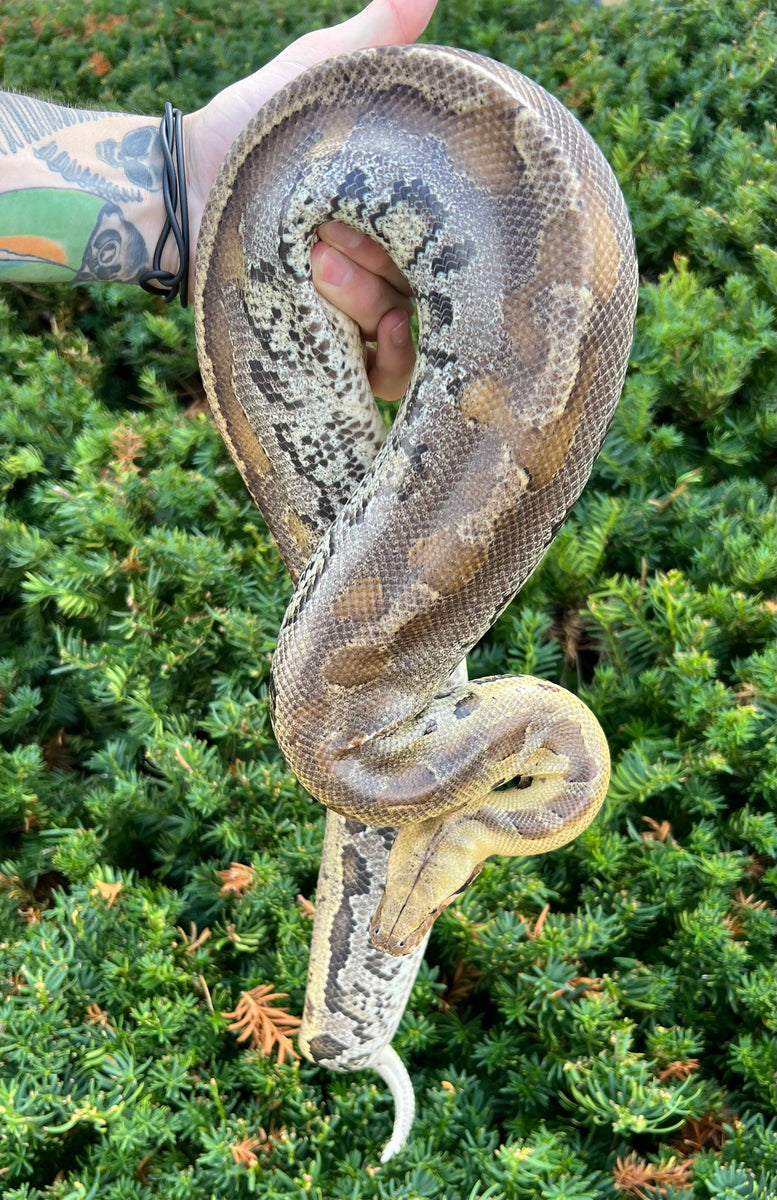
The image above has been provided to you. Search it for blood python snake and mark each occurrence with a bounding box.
[194,44,637,1161]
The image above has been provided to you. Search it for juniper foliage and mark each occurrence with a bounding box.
[0,1,775,1197]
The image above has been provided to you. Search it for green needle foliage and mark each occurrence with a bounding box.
[0,0,775,1196]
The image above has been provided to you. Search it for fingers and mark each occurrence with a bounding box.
[311,228,416,401]
[366,309,415,402]
[311,236,412,341]
[318,222,412,297]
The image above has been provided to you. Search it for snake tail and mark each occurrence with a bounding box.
[373,1045,416,1163]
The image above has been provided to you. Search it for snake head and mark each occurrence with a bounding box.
[369,813,485,956]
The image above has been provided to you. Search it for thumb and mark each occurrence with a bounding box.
[200,0,437,143]
[282,0,439,65]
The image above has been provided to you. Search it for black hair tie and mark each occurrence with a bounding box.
[139,103,190,307]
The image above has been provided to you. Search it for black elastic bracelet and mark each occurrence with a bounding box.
[139,103,190,307]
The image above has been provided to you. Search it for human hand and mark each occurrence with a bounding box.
[312,222,415,403]
[186,0,434,401]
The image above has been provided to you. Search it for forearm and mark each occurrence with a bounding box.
[0,92,175,287]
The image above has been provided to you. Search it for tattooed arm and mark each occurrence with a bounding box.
[0,95,172,285]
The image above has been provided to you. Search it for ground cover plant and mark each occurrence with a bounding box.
[0,0,775,1196]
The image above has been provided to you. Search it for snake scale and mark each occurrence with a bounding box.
[194,44,637,1161]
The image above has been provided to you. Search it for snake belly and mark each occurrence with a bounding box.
[194,44,637,1161]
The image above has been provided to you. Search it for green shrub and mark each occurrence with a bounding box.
[1,1,774,1196]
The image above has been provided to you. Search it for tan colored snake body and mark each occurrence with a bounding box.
[194,44,637,1160]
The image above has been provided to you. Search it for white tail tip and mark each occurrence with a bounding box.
[373,1044,415,1162]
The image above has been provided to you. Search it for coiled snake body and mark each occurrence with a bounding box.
[194,44,637,1161]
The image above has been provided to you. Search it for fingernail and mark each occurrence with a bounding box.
[390,314,410,347]
[326,223,365,251]
[319,245,354,288]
